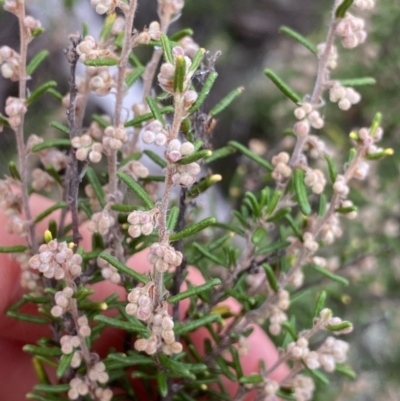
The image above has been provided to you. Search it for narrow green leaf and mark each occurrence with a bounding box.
[285,214,302,238]
[209,87,244,116]
[244,191,261,217]
[327,321,353,332]
[335,364,357,379]
[187,174,222,198]
[228,141,273,171]
[8,161,21,181]
[335,205,358,214]
[262,264,279,292]
[49,121,70,135]
[309,263,349,285]
[192,243,226,267]
[279,26,317,54]
[143,149,167,168]
[91,114,109,128]
[27,81,58,105]
[27,50,50,76]
[324,154,337,183]
[23,345,62,358]
[0,114,10,127]
[174,314,222,335]
[168,278,221,303]
[174,55,187,93]
[45,165,62,186]
[125,106,174,127]
[167,206,180,231]
[86,167,106,208]
[129,52,144,68]
[160,34,174,63]
[7,310,48,324]
[23,294,50,304]
[275,390,297,401]
[264,69,301,103]
[34,384,70,393]
[27,394,64,401]
[265,190,282,215]
[157,372,168,397]
[93,315,151,337]
[294,168,311,215]
[125,66,145,88]
[177,149,212,165]
[256,239,290,255]
[82,21,89,37]
[0,245,28,253]
[46,88,63,102]
[170,217,216,241]
[106,352,154,368]
[204,145,236,164]
[189,47,205,73]
[158,354,195,379]
[34,202,68,223]
[314,290,327,318]
[281,321,298,341]
[251,226,266,245]
[318,194,327,217]
[239,374,263,384]
[170,28,194,42]
[306,367,330,385]
[339,77,376,86]
[100,12,116,41]
[266,206,292,222]
[84,57,119,67]
[99,252,148,283]
[188,72,218,113]
[146,96,165,125]
[32,357,51,384]
[56,353,74,378]
[110,204,139,213]
[32,139,71,153]
[336,0,354,18]
[117,172,154,209]
[215,356,236,381]
[370,112,382,137]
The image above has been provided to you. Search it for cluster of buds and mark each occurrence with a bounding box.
[262,290,290,335]
[32,168,56,192]
[157,46,192,94]
[158,0,185,15]
[292,374,315,401]
[127,209,158,238]
[0,179,21,213]
[6,214,27,237]
[354,0,375,10]
[87,362,109,384]
[71,134,103,163]
[68,377,112,401]
[76,36,113,62]
[60,334,81,355]
[271,152,292,181]
[126,281,155,322]
[136,21,162,44]
[329,81,361,111]
[14,253,40,293]
[304,168,326,194]
[317,336,349,372]
[121,160,149,180]
[141,120,168,146]
[0,46,20,81]
[263,379,279,399]
[336,12,367,49]
[5,97,27,129]
[103,124,128,151]
[23,16,42,39]
[88,68,115,96]
[147,242,183,272]
[317,308,354,334]
[29,239,83,280]
[90,0,118,15]
[303,232,319,253]
[88,210,115,236]
[51,287,74,317]
[333,174,349,197]
[77,315,92,337]
[166,139,195,162]
[88,119,109,141]
[320,212,343,244]
[179,36,200,58]
[97,253,121,284]
[304,135,326,158]
[293,102,324,136]
[171,161,201,187]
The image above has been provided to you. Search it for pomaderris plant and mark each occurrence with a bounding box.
[0,0,393,400]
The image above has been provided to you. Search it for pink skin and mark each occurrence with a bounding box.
[0,195,288,400]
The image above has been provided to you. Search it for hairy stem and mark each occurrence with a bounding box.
[65,36,83,249]
[16,2,37,252]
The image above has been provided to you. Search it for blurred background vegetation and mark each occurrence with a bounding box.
[0,1,399,400]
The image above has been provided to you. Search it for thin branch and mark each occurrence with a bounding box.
[65,35,83,249]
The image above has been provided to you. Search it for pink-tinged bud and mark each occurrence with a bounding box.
[294,107,306,120]
[168,150,182,162]
[338,98,351,111]
[293,120,310,137]
[154,132,167,146]
[180,141,195,156]
[341,34,358,49]
[142,130,155,144]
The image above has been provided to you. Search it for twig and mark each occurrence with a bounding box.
[65,35,83,249]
